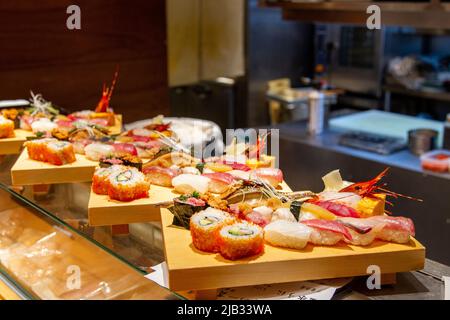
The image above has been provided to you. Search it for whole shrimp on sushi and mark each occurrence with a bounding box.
[302,168,421,219]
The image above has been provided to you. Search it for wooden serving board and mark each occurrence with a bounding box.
[160,209,425,292]
[11,149,97,185]
[88,185,178,226]
[109,114,123,135]
[0,129,33,155]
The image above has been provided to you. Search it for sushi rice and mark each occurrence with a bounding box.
[92,165,122,195]
[25,138,76,166]
[190,208,235,253]
[107,166,150,201]
[264,220,312,250]
[218,221,264,260]
[0,116,15,138]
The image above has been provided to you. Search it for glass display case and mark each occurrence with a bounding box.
[0,153,183,300]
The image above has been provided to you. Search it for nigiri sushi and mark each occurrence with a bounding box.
[311,200,361,218]
[143,165,180,187]
[251,168,283,187]
[25,138,76,166]
[271,207,297,223]
[112,143,138,157]
[30,118,57,134]
[84,143,115,161]
[107,167,150,202]
[100,154,143,171]
[172,174,210,194]
[0,116,15,138]
[228,170,250,181]
[252,206,274,221]
[265,220,312,250]
[202,172,235,194]
[302,219,352,246]
[339,216,415,244]
[245,210,270,227]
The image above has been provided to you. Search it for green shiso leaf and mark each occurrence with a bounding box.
[196,163,205,174]
[192,191,200,198]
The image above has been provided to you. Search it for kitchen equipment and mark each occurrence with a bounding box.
[266,87,338,125]
[420,149,450,173]
[408,128,438,156]
[329,110,444,148]
[339,131,407,155]
[444,114,450,150]
[314,24,384,97]
[308,90,325,135]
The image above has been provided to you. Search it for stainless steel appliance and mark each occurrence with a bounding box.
[315,24,385,97]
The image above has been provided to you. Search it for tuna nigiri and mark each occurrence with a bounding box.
[202,172,235,194]
[143,166,180,187]
[338,216,415,244]
[302,219,352,245]
[112,143,138,157]
[311,200,361,218]
[251,168,283,187]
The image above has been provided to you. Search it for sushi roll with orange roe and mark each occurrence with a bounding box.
[0,116,15,138]
[218,221,264,260]
[25,138,76,166]
[92,165,121,195]
[107,166,150,202]
[190,207,236,253]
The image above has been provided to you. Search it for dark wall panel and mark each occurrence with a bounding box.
[246,0,314,127]
[0,0,169,123]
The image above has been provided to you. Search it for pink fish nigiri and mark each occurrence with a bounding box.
[302,219,352,246]
[312,200,361,218]
[245,211,270,227]
[143,166,180,187]
[112,143,138,156]
[202,172,235,194]
[338,216,415,244]
[251,168,283,187]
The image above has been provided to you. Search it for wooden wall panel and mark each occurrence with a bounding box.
[0,0,169,123]
[167,0,245,86]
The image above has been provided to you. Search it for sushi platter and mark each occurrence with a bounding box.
[107,114,123,135]
[160,208,425,294]
[155,167,426,298]
[0,129,33,155]
[88,185,177,226]
[11,149,97,185]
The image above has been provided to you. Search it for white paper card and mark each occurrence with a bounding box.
[145,262,351,300]
[443,276,450,300]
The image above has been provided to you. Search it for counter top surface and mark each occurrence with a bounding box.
[341,259,449,300]
[273,119,450,181]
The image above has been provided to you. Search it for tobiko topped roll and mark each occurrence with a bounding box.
[107,166,150,202]
[190,207,235,253]
[25,138,76,166]
[218,221,264,260]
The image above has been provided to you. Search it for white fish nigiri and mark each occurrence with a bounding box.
[31,118,57,133]
[253,206,274,221]
[172,174,211,194]
[84,143,115,161]
[264,220,312,250]
[271,207,297,223]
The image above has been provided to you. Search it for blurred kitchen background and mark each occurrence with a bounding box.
[0,0,449,263]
